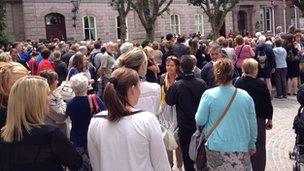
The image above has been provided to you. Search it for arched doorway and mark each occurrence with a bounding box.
[238,11,247,36]
[45,13,66,41]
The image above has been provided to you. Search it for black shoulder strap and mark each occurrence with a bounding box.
[93,110,144,118]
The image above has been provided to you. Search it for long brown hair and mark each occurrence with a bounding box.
[103,67,140,122]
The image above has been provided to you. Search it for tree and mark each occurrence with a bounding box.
[293,0,304,17]
[127,0,173,41]
[110,0,131,43]
[0,0,7,45]
[188,0,239,40]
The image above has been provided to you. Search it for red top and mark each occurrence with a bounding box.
[37,59,55,75]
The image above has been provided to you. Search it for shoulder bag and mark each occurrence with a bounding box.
[57,69,75,101]
[189,88,237,170]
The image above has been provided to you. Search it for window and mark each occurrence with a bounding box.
[170,15,180,35]
[83,16,96,40]
[265,8,272,32]
[259,10,265,32]
[45,13,64,26]
[116,16,128,41]
[194,14,204,35]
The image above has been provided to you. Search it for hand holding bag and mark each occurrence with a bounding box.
[189,88,237,170]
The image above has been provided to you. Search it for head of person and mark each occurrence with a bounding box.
[72,52,85,71]
[103,67,140,122]
[242,58,259,77]
[0,52,12,62]
[276,26,282,33]
[9,48,18,61]
[13,42,23,53]
[177,36,186,44]
[180,55,195,74]
[214,58,234,86]
[166,56,180,75]
[40,70,59,92]
[235,35,244,45]
[70,44,79,52]
[222,39,229,48]
[79,45,88,56]
[41,48,51,60]
[257,35,266,45]
[70,73,88,96]
[119,42,134,54]
[0,62,28,108]
[53,50,61,61]
[1,76,50,143]
[118,47,148,78]
[94,41,102,50]
[107,42,116,54]
[216,36,225,46]
[209,43,222,61]
[152,41,160,50]
[274,37,283,47]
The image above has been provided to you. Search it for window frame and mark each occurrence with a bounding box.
[170,14,181,35]
[115,16,129,41]
[264,8,272,32]
[82,16,97,41]
[194,14,204,36]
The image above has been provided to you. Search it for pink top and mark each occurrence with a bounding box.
[235,45,255,68]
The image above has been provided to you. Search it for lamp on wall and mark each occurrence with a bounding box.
[71,0,81,28]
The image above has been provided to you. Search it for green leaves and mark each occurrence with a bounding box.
[0,0,7,44]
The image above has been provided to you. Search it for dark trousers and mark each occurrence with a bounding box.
[251,118,266,171]
[178,128,196,171]
[274,68,287,97]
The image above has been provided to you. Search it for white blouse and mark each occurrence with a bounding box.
[87,110,170,171]
[135,81,161,115]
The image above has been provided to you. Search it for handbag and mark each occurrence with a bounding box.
[159,106,178,151]
[189,88,237,170]
[58,70,75,100]
[88,94,101,116]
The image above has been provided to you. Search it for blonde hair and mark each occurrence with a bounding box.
[214,58,234,85]
[1,76,49,142]
[118,47,148,77]
[0,62,28,108]
[0,52,12,62]
[242,58,259,76]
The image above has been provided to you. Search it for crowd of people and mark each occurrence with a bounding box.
[1,25,304,171]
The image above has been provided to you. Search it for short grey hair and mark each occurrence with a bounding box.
[257,35,266,44]
[120,42,134,54]
[70,73,88,95]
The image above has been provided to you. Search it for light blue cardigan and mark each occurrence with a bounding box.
[195,86,257,152]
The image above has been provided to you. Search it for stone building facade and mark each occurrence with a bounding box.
[3,0,303,43]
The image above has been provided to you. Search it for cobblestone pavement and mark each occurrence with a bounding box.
[266,95,299,171]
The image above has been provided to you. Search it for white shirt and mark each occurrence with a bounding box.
[88,110,170,171]
[135,81,161,115]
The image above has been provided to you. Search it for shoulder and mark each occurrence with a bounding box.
[140,81,161,91]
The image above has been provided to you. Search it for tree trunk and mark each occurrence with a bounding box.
[210,21,220,40]
[119,13,127,43]
[210,15,225,40]
[145,22,155,42]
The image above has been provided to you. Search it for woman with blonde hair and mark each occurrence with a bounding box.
[0,76,83,171]
[196,58,257,170]
[88,67,170,171]
[0,52,12,62]
[118,47,161,115]
[235,58,273,171]
[0,62,28,128]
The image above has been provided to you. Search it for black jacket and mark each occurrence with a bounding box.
[0,125,82,171]
[235,76,273,119]
[166,73,207,130]
[201,61,216,88]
